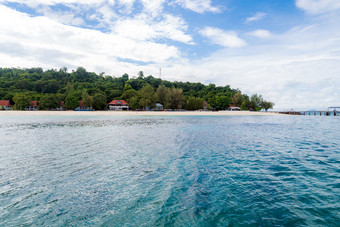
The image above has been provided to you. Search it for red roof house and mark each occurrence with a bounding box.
[228,104,240,111]
[108,100,128,105]
[28,101,38,110]
[74,101,93,111]
[108,100,129,110]
[30,101,38,107]
[0,100,12,110]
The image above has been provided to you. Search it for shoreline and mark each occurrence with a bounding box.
[0,110,281,116]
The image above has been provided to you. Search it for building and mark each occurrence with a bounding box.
[228,105,241,111]
[0,100,12,110]
[203,101,208,111]
[28,101,38,111]
[74,101,92,111]
[155,103,164,111]
[108,100,129,110]
[56,101,65,111]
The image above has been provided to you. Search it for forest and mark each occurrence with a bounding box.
[0,67,274,111]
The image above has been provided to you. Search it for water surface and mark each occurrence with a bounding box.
[0,115,339,226]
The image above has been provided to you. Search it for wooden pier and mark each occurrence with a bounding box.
[301,111,339,116]
[277,107,339,116]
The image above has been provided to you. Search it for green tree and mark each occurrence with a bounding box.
[15,79,32,90]
[65,82,73,93]
[184,96,204,110]
[139,85,154,110]
[156,85,170,106]
[39,94,60,110]
[13,93,30,110]
[232,92,244,107]
[0,67,276,114]
[93,93,107,110]
[123,83,133,92]
[169,88,184,109]
[65,93,79,110]
[261,100,274,111]
[108,89,122,101]
[81,90,93,108]
[214,95,230,110]
[42,79,60,93]
[121,89,138,101]
[121,73,129,83]
[128,96,140,110]
[250,94,263,111]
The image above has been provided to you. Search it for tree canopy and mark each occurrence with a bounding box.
[0,67,274,111]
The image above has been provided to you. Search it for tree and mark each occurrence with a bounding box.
[81,90,93,108]
[139,85,154,110]
[156,85,170,106]
[13,93,30,110]
[123,83,133,92]
[128,96,140,110]
[184,96,204,110]
[214,95,230,110]
[39,94,60,110]
[108,89,122,100]
[261,100,274,111]
[232,92,244,107]
[93,93,107,110]
[42,79,60,93]
[74,67,88,82]
[121,73,129,83]
[0,67,276,113]
[15,79,32,90]
[65,82,73,93]
[65,93,79,110]
[250,94,263,111]
[169,88,184,109]
[121,89,138,101]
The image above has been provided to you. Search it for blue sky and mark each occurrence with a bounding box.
[0,0,339,110]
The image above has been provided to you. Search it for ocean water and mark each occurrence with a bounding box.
[0,115,339,226]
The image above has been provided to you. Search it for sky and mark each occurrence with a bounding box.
[0,0,339,110]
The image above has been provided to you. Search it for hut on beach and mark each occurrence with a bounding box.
[28,101,38,111]
[228,105,240,111]
[108,100,129,110]
[74,101,93,111]
[0,100,12,110]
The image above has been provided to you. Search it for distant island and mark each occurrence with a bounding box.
[0,67,274,111]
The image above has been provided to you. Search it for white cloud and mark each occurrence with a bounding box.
[0,0,194,45]
[174,16,340,110]
[296,0,340,14]
[113,14,192,43]
[199,27,246,48]
[0,0,104,8]
[246,29,272,38]
[140,0,164,16]
[175,0,221,13]
[37,6,85,26]
[245,12,266,22]
[0,5,179,67]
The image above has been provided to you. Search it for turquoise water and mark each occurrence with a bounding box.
[0,115,339,226]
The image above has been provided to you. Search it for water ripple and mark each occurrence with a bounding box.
[0,115,339,226]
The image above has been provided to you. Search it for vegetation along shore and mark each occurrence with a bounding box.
[0,67,274,112]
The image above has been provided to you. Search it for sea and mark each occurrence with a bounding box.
[0,115,339,226]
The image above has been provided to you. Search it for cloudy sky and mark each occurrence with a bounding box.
[0,0,339,110]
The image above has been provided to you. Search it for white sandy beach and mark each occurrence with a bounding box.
[0,110,280,116]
